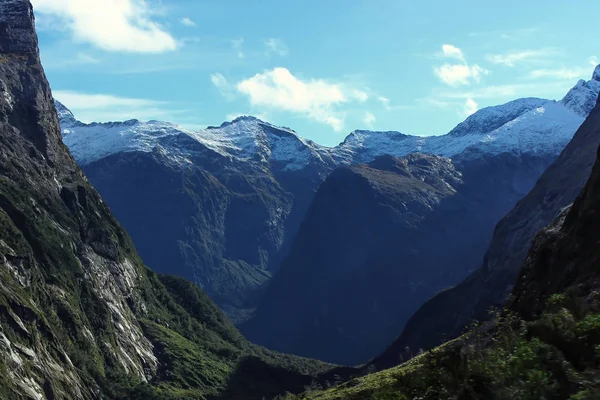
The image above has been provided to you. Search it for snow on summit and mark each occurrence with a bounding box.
[59,65,600,169]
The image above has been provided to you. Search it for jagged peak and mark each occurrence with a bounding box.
[54,99,76,122]
[560,65,600,117]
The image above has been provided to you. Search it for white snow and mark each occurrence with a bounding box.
[61,114,332,170]
[59,65,600,169]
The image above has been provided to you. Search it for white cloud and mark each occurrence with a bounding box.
[363,111,376,127]
[434,44,489,86]
[31,0,177,53]
[265,38,289,56]
[435,64,488,86]
[236,67,366,131]
[487,49,559,67]
[463,98,478,116]
[441,44,465,62]
[181,17,196,27]
[52,90,176,122]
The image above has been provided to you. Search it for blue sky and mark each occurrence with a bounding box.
[33,0,600,147]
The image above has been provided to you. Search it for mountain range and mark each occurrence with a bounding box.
[4,1,600,398]
[57,68,598,329]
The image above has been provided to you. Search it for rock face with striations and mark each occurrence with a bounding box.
[375,67,600,370]
[0,1,331,398]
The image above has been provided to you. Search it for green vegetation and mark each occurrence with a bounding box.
[281,291,600,400]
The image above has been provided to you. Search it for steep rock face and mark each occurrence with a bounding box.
[241,150,554,365]
[0,2,332,399]
[376,77,600,370]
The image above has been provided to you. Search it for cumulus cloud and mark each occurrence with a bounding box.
[31,0,177,53]
[265,38,289,56]
[434,44,489,86]
[236,68,367,131]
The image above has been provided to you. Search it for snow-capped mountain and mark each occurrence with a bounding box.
[57,66,600,321]
[61,110,338,172]
[61,65,599,170]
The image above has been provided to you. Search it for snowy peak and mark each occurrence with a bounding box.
[560,65,600,117]
[447,98,551,137]
[56,103,333,171]
[54,100,77,126]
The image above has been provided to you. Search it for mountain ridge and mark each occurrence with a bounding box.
[59,64,600,169]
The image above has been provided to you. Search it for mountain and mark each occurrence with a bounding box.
[240,69,600,365]
[283,85,600,400]
[57,71,597,323]
[0,2,338,398]
[375,65,600,369]
[60,111,340,320]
